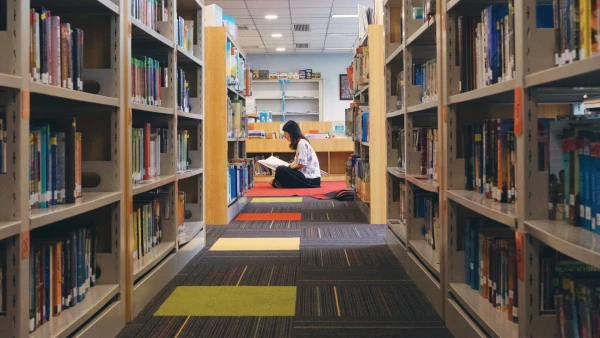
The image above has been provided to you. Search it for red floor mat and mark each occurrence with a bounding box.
[246,181,347,198]
[236,212,302,221]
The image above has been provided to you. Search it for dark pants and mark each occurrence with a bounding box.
[274,166,321,188]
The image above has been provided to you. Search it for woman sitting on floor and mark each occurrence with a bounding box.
[272,120,321,189]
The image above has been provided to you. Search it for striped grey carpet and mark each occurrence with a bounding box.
[117,197,453,338]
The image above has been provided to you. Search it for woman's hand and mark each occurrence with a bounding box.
[290,163,305,170]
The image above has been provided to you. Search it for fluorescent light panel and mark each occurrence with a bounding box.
[332,14,358,18]
[271,33,282,38]
[276,47,286,51]
[265,15,278,19]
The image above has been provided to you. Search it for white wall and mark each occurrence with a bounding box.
[247,53,353,122]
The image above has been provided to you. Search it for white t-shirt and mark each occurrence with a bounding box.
[295,139,321,179]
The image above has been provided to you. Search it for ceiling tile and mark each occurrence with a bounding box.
[333,0,374,7]
[329,7,358,15]
[255,24,293,30]
[291,8,331,17]
[253,17,292,25]
[245,0,289,8]
[290,17,330,24]
[289,0,333,7]
[249,7,290,16]
[205,1,246,8]
[293,49,326,53]
[327,26,357,34]
[222,8,251,17]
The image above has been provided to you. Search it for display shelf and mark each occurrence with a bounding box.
[177,168,203,180]
[179,221,205,247]
[132,175,176,196]
[0,73,22,90]
[177,111,203,120]
[525,220,600,269]
[226,32,245,58]
[386,43,405,65]
[448,79,516,104]
[176,46,203,67]
[131,102,174,115]
[449,283,518,338]
[406,17,437,46]
[354,85,369,97]
[130,17,174,48]
[387,219,407,244]
[29,284,119,338]
[30,81,119,107]
[387,167,406,179]
[386,108,406,118]
[177,0,204,10]
[409,239,440,277]
[132,241,176,280]
[406,174,439,193]
[406,99,439,113]
[0,221,21,241]
[227,86,246,99]
[447,190,516,228]
[406,249,443,315]
[524,55,600,88]
[29,192,122,230]
[30,0,120,14]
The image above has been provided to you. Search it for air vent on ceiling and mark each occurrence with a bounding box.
[295,43,309,49]
[293,24,310,32]
[238,25,249,30]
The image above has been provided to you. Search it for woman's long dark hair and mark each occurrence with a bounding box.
[282,120,309,150]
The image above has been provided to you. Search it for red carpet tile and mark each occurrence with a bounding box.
[246,181,347,197]
[236,213,302,221]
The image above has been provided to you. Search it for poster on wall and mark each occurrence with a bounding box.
[339,74,352,100]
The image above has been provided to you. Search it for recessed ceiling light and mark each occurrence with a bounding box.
[332,14,358,18]
[276,47,286,51]
[271,33,282,38]
[265,15,278,19]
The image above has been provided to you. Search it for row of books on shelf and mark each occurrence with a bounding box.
[177,69,191,113]
[553,0,600,65]
[29,7,84,90]
[544,116,600,234]
[394,127,406,170]
[456,3,515,93]
[415,192,440,256]
[227,98,248,139]
[463,220,518,324]
[131,56,168,107]
[412,128,439,180]
[348,46,369,91]
[355,157,370,201]
[131,0,168,32]
[226,41,248,92]
[347,103,369,142]
[132,124,169,184]
[540,251,600,337]
[132,190,166,261]
[0,116,6,174]
[395,71,404,110]
[413,59,438,103]
[29,120,82,210]
[463,119,517,203]
[177,130,190,173]
[176,17,194,52]
[227,159,254,203]
[29,225,98,332]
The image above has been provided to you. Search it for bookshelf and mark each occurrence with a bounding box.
[0,0,206,336]
[251,79,324,122]
[381,0,600,335]
[205,26,252,225]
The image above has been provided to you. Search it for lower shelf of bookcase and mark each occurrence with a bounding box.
[227,197,249,224]
[387,219,407,244]
[409,239,441,278]
[448,283,518,338]
[445,297,487,338]
[356,198,370,223]
[72,299,124,338]
[387,228,410,269]
[177,230,206,272]
[179,221,205,247]
[133,175,176,196]
[30,284,119,338]
[405,250,443,316]
[133,242,176,280]
[133,252,178,318]
[0,220,21,241]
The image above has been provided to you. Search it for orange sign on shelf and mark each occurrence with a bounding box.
[515,231,524,281]
[22,230,30,260]
[22,91,30,119]
[128,21,132,38]
[128,108,132,126]
[514,87,523,136]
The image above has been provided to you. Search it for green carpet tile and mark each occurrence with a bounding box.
[116,200,452,338]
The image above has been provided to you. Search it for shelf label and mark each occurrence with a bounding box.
[514,87,523,136]
[516,231,524,281]
[22,91,30,119]
[128,21,132,39]
[22,230,30,260]
[128,108,132,126]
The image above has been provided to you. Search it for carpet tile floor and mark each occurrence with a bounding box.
[117,197,453,338]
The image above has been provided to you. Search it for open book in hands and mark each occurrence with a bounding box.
[257,156,328,175]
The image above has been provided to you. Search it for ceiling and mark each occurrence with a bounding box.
[204,0,374,54]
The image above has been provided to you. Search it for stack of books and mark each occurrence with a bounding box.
[177,130,189,173]
[177,69,190,112]
[415,192,440,256]
[176,17,194,52]
[132,124,168,184]
[131,57,168,107]
[413,59,438,103]
[133,191,166,261]
[29,119,81,210]
[553,0,600,65]
[29,7,84,90]
[412,128,439,180]
[130,0,168,31]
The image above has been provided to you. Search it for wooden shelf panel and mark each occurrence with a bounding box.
[179,221,204,247]
[448,79,516,104]
[388,219,407,244]
[177,168,203,180]
[133,241,176,280]
[30,0,119,14]
[447,190,516,228]
[525,219,600,269]
[0,221,21,241]
[246,138,354,153]
[407,174,439,193]
[30,192,121,229]
[131,102,174,115]
[409,239,440,277]
[133,175,176,196]
[407,99,439,113]
[30,82,119,107]
[386,43,405,65]
[525,55,600,88]
[30,284,119,338]
[177,46,203,67]
[406,18,437,46]
[130,17,174,48]
[0,73,22,89]
[449,283,518,338]
[177,111,203,120]
[227,86,246,99]
[387,167,406,179]
[386,108,406,118]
